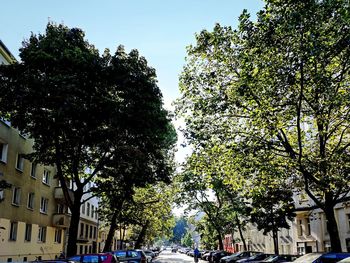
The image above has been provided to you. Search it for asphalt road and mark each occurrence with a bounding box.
[153,250,204,263]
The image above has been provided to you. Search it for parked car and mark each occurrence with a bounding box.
[112,250,147,263]
[213,251,232,263]
[144,251,156,259]
[237,254,272,263]
[221,252,262,263]
[259,255,299,263]
[290,253,350,263]
[68,253,119,263]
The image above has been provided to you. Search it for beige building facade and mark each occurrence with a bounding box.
[228,194,350,255]
[0,40,100,262]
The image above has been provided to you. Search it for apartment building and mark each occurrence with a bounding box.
[0,119,64,262]
[0,40,100,261]
[226,193,350,255]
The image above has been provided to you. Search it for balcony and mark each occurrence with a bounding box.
[52,213,71,228]
[54,187,74,203]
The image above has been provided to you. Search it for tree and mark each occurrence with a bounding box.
[95,46,177,252]
[247,177,295,255]
[181,232,194,248]
[195,215,219,250]
[122,183,176,249]
[171,216,188,244]
[177,0,350,252]
[0,23,176,256]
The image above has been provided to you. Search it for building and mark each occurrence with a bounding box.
[225,193,350,255]
[0,40,100,261]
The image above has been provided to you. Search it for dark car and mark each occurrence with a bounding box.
[258,255,299,263]
[290,253,350,263]
[213,251,232,263]
[237,254,273,263]
[208,251,221,263]
[68,253,119,263]
[113,250,147,263]
[221,251,262,263]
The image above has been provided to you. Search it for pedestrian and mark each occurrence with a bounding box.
[194,247,200,263]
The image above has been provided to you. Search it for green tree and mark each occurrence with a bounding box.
[171,216,188,244]
[177,0,350,252]
[195,215,219,250]
[0,23,176,256]
[108,183,176,249]
[95,46,177,252]
[181,232,194,248]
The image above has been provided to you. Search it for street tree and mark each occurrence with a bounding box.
[111,183,176,249]
[95,45,177,252]
[181,232,194,248]
[177,0,350,252]
[0,23,176,256]
[171,216,188,244]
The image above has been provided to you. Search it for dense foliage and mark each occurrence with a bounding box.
[177,0,350,252]
[0,23,176,255]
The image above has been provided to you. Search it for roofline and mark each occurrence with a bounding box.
[0,39,17,63]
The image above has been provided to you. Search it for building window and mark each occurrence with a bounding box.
[80,223,84,237]
[54,229,62,243]
[297,219,303,236]
[82,203,85,215]
[89,225,93,238]
[57,204,64,213]
[0,142,8,163]
[31,163,37,178]
[27,193,34,210]
[12,187,21,206]
[9,222,18,241]
[91,205,94,218]
[306,218,311,236]
[38,226,46,242]
[16,154,24,171]
[87,203,90,216]
[93,227,97,239]
[25,224,32,242]
[40,197,48,214]
[85,224,89,238]
[42,169,50,185]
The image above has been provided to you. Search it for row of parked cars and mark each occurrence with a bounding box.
[31,249,160,263]
[181,249,350,263]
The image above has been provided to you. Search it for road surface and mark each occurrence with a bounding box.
[153,250,204,263]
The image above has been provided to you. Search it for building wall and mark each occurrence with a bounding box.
[0,120,65,262]
[228,194,350,255]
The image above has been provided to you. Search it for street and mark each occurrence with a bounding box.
[153,250,203,263]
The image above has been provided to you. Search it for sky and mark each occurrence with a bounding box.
[1,0,264,163]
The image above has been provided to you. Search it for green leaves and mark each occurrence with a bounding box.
[177,0,350,252]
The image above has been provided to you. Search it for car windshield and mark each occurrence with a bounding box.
[293,253,322,263]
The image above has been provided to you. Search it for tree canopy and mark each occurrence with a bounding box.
[176,0,350,252]
[0,22,176,256]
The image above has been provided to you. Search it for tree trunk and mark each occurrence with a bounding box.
[217,231,224,250]
[235,214,247,251]
[103,210,119,252]
[66,195,82,257]
[134,221,149,249]
[324,204,342,252]
[272,229,279,255]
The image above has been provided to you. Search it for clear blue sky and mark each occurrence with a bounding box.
[1,0,264,167]
[1,0,264,106]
